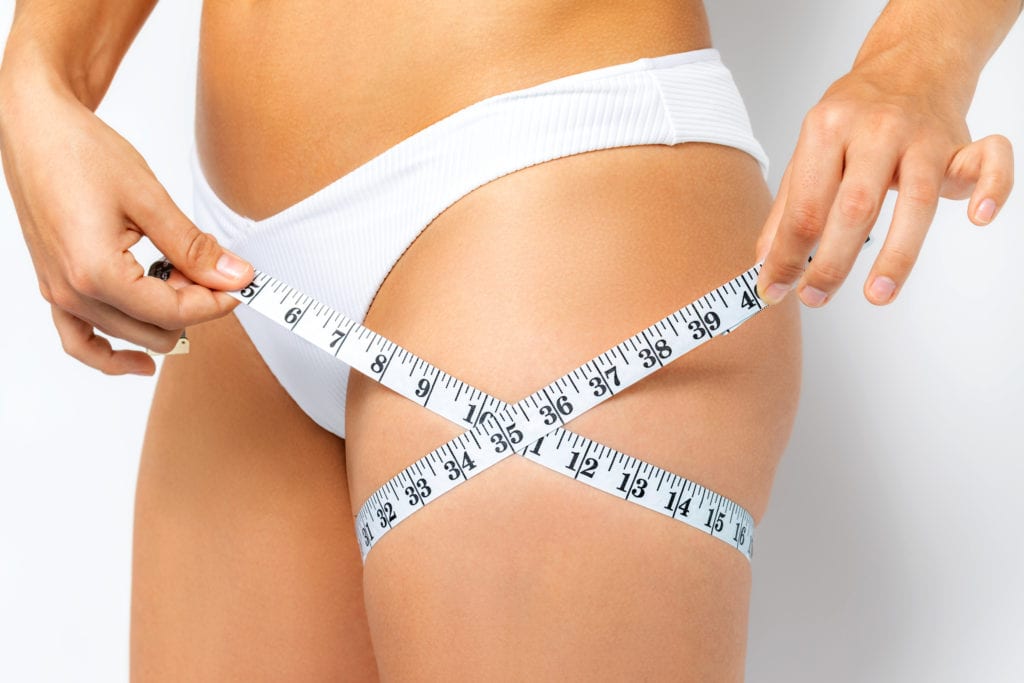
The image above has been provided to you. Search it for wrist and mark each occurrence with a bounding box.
[848,0,1021,116]
[845,42,979,118]
[0,38,96,114]
[0,58,87,146]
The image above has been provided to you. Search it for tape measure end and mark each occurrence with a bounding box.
[145,332,190,356]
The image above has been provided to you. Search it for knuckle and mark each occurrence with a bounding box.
[182,229,219,270]
[65,264,98,298]
[50,285,79,311]
[985,168,1013,191]
[868,104,906,138]
[808,260,848,288]
[804,103,845,138]
[772,259,807,285]
[158,305,186,331]
[58,330,82,358]
[985,133,1013,154]
[883,245,917,275]
[900,181,939,207]
[837,185,878,224]
[787,201,826,242]
[38,280,54,304]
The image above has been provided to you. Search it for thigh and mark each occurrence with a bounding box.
[345,142,801,680]
[132,311,378,681]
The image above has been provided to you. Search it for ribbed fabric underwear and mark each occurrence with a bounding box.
[190,47,769,439]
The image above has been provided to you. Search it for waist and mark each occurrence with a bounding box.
[194,0,712,221]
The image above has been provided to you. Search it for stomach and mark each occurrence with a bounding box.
[194,0,712,221]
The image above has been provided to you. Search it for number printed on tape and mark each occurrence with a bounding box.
[225,236,873,563]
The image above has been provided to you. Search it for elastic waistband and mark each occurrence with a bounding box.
[190,46,767,245]
[530,47,723,87]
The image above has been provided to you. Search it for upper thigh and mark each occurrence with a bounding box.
[345,142,801,680]
[133,311,377,681]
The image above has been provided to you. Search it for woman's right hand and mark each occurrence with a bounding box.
[0,68,253,376]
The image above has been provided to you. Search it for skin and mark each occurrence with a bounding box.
[343,141,795,679]
[0,0,1018,679]
[755,0,1019,309]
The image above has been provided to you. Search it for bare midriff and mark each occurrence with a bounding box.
[194,0,711,221]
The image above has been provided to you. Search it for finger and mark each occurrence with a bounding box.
[757,109,846,304]
[51,305,156,376]
[45,260,188,350]
[797,140,899,307]
[148,259,198,291]
[942,134,1015,224]
[123,175,253,290]
[863,154,944,305]
[162,267,194,291]
[85,247,240,330]
[72,292,184,353]
[754,162,793,263]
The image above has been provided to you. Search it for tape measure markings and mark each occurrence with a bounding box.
[342,234,874,559]
[228,263,774,563]
[372,266,766,544]
[232,229,880,561]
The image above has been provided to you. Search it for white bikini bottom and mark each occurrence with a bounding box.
[189,47,769,439]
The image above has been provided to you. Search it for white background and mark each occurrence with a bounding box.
[1,2,1021,680]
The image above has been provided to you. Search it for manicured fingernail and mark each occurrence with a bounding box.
[975,198,997,224]
[868,275,896,303]
[216,252,250,280]
[799,285,828,307]
[761,282,793,305]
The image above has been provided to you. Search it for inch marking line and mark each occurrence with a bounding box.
[222,235,873,564]
[351,264,768,560]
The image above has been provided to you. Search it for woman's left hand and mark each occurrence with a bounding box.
[754,63,1014,308]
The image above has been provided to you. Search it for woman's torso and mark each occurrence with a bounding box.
[194,0,712,220]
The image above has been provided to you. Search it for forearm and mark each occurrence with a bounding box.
[0,0,158,111]
[850,0,1022,114]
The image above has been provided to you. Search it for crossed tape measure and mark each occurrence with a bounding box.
[230,266,769,562]
[152,235,871,564]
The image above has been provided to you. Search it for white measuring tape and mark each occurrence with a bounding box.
[202,236,871,564]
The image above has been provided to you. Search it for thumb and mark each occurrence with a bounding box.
[128,181,253,290]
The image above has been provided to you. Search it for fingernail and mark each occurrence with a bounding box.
[216,252,250,280]
[868,275,896,303]
[761,282,793,305]
[799,285,828,307]
[975,198,997,224]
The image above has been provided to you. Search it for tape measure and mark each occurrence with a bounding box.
[226,265,764,561]
[218,236,873,564]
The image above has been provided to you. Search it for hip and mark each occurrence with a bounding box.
[194,0,712,221]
